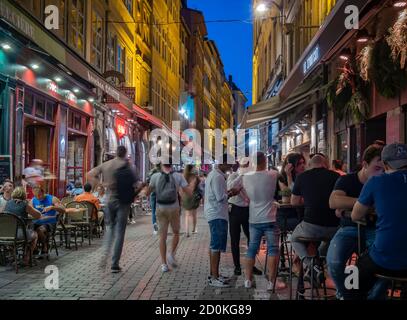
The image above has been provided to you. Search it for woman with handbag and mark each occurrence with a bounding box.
[182,165,201,237]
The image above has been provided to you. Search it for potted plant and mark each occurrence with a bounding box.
[279,188,292,204]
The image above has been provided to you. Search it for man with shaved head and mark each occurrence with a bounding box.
[291,154,340,283]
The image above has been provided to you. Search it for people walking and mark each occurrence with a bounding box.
[87,146,144,273]
[182,165,201,237]
[242,152,285,290]
[147,159,196,273]
[147,164,161,235]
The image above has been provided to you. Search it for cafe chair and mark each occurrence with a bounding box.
[295,236,336,300]
[0,213,33,273]
[55,213,79,250]
[65,202,92,245]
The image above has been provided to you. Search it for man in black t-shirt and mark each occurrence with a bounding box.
[291,155,340,272]
[327,144,388,300]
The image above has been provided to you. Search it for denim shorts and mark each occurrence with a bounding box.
[247,222,280,259]
[208,219,228,252]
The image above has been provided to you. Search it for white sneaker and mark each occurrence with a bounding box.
[208,277,230,288]
[161,264,169,273]
[218,275,230,283]
[167,254,178,268]
[192,229,198,234]
[153,230,158,235]
[244,279,252,289]
[130,219,136,224]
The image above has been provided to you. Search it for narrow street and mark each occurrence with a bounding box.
[0,207,292,300]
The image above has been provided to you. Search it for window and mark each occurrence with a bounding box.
[91,10,103,71]
[24,92,34,115]
[46,102,55,122]
[69,0,85,56]
[117,44,126,75]
[123,0,133,14]
[143,7,151,46]
[106,32,117,71]
[35,98,45,118]
[126,56,133,86]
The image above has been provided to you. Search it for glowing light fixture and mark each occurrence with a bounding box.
[73,88,79,93]
[256,3,268,13]
[394,1,407,8]
[1,44,11,50]
[88,97,95,102]
[31,64,39,70]
[54,77,62,82]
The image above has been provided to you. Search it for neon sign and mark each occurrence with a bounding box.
[116,118,126,138]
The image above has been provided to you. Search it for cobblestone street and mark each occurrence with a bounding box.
[0,206,296,300]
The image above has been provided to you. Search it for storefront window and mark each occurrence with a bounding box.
[35,98,45,118]
[46,102,55,122]
[67,136,85,184]
[24,92,34,115]
[336,131,348,163]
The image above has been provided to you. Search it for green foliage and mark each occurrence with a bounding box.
[370,39,407,99]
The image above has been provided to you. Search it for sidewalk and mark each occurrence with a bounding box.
[0,206,291,300]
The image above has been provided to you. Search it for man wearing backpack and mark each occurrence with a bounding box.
[87,146,145,273]
[147,159,196,273]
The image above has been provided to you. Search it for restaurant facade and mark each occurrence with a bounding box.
[0,0,162,196]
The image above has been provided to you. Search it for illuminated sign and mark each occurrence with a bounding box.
[116,118,126,138]
[65,91,77,104]
[303,45,320,75]
[47,81,58,93]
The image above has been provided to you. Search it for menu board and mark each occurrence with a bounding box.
[0,155,12,184]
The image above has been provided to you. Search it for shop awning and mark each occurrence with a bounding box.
[240,77,324,129]
[239,96,281,129]
[133,105,163,128]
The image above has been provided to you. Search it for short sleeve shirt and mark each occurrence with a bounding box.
[149,172,188,209]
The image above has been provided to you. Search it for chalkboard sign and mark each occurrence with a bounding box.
[0,155,12,184]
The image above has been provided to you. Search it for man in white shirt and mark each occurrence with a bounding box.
[242,152,286,290]
[228,158,263,276]
[204,154,237,288]
[0,179,13,212]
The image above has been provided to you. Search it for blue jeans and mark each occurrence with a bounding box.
[247,222,280,259]
[103,199,130,268]
[150,192,157,225]
[326,226,388,300]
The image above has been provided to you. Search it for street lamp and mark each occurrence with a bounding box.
[255,0,282,14]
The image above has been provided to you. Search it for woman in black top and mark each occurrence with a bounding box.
[4,187,42,265]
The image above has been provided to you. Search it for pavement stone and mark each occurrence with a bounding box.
[0,207,301,300]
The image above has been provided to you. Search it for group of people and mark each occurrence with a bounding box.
[0,181,65,265]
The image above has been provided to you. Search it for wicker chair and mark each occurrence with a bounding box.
[0,213,32,273]
[55,212,80,250]
[65,202,92,245]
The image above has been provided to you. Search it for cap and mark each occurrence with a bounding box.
[382,143,407,170]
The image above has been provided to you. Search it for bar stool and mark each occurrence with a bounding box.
[295,236,336,300]
[375,274,407,300]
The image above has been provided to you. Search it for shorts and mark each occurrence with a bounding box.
[247,222,280,259]
[208,219,228,253]
[156,207,180,235]
[34,223,56,234]
[17,228,36,241]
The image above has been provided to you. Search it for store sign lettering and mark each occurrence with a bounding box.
[65,91,77,104]
[0,1,34,39]
[87,71,121,102]
[303,45,320,75]
[47,81,58,94]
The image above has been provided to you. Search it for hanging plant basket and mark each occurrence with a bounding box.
[327,58,370,123]
[370,38,407,99]
[387,9,407,70]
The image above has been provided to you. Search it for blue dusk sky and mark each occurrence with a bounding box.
[187,0,253,105]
